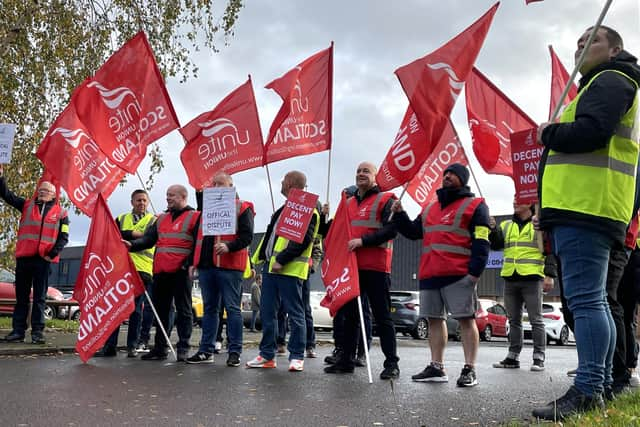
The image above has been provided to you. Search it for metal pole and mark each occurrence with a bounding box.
[357,296,373,384]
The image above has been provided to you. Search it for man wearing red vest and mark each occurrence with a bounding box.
[127,184,199,361]
[392,163,490,387]
[187,172,254,367]
[0,165,69,344]
[323,161,400,380]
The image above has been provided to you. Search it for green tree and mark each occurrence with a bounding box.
[0,0,243,268]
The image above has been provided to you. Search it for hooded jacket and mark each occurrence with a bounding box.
[539,50,640,240]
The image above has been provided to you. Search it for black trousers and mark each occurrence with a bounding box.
[339,270,398,368]
[606,247,631,384]
[13,256,50,335]
[333,292,372,356]
[613,248,640,383]
[152,270,192,353]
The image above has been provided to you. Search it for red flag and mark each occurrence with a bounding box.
[549,45,578,120]
[73,194,145,362]
[382,3,498,189]
[466,67,537,177]
[72,32,180,174]
[406,120,469,207]
[320,192,360,317]
[36,104,127,216]
[180,78,264,189]
[263,43,333,165]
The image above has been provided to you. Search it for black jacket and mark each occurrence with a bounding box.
[539,50,640,242]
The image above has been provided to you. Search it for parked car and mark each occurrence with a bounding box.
[523,302,573,346]
[370,291,429,340]
[57,291,80,320]
[241,291,334,330]
[191,286,204,326]
[446,299,508,341]
[0,270,66,320]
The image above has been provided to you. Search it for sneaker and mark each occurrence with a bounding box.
[3,332,25,343]
[127,347,138,358]
[135,342,150,353]
[140,350,168,361]
[277,344,286,355]
[186,352,214,364]
[530,359,545,372]
[355,356,366,367]
[629,369,640,387]
[226,352,241,367]
[492,357,520,369]
[214,341,223,354]
[94,347,117,357]
[31,334,46,345]
[306,348,317,358]
[456,365,478,387]
[532,385,604,421]
[246,355,276,368]
[289,359,304,372]
[567,368,577,377]
[324,348,342,365]
[412,364,448,382]
[176,350,188,362]
[324,363,355,374]
[380,366,400,380]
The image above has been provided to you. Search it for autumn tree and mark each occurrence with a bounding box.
[0,0,243,269]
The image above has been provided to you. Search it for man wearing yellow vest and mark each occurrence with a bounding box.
[489,201,556,372]
[95,189,156,358]
[533,26,640,420]
[246,171,319,372]
[187,172,254,367]
[0,165,69,344]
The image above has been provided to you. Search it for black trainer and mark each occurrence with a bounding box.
[380,366,400,380]
[140,350,168,361]
[3,332,25,343]
[493,357,520,369]
[127,347,138,358]
[532,385,605,421]
[324,348,343,365]
[324,363,355,374]
[31,334,46,345]
[186,351,214,364]
[456,365,478,387]
[94,347,117,357]
[412,364,448,382]
[177,350,188,362]
[530,359,545,372]
[226,352,241,367]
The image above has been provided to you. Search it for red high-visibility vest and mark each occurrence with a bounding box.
[193,200,254,272]
[419,197,483,279]
[347,191,395,273]
[15,200,66,263]
[625,210,640,250]
[154,210,199,274]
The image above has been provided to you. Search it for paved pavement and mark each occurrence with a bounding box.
[0,327,584,426]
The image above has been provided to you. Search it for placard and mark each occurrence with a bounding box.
[275,188,319,244]
[202,187,237,236]
[0,123,16,164]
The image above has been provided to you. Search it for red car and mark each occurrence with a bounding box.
[0,269,65,320]
[446,299,509,341]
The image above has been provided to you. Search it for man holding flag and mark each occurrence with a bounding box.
[392,163,490,387]
[533,25,640,420]
[0,165,69,344]
[324,161,400,380]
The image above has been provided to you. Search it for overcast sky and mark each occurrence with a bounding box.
[64,0,640,245]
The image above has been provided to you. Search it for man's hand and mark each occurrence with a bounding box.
[391,200,403,213]
[188,266,197,280]
[467,274,479,283]
[131,230,143,238]
[543,276,554,293]
[214,242,229,255]
[271,261,283,272]
[43,255,53,262]
[537,123,550,145]
[532,215,540,231]
[347,238,363,251]
[0,165,3,176]
[122,239,132,248]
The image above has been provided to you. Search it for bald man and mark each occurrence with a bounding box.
[324,161,400,380]
[128,184,200,361]
[0,165,69,344]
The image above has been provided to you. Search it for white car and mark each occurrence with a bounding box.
[241,291,333,330]
[523,302,574,345]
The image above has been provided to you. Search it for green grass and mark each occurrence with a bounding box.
[503,389,640,426]
[0,316,78,333]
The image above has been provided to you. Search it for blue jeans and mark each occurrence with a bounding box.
[259,265,306,360]
[138,272,155,345]
[198,267,243,354]
[301,278,316,349]
[552,225,615,396]
[250,310,259,330]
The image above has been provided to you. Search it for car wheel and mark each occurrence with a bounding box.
[480,325,492,341]
[71,310,81,321]
[411,318,429,340]
[455,326,462,342]
[43,305,55,320]
[555,326,569,346]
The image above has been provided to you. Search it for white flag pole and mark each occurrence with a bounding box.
[356,295,373,384]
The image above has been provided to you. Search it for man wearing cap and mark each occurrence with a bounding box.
[392,163,490,387]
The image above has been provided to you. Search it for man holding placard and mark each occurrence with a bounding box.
[188,172,254,367]
[246,171,319,373]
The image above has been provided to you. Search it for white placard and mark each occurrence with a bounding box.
[202,187,237,236]
[485,250,504,269]
[0,124,16,164]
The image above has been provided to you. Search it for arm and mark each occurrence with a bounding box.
[224,208,254,252]
[541,71,637,153]
[360,198,398,247]
[392,210,424,240]
[47,215,70,259]
[468,202,491,280]
[0,176,26,212]
[488,220,505,250]
[129,221,159,251]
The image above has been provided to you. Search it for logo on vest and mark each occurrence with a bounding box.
[427,62,464,102]
[358,206,367,217]
[440,212,453,224]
